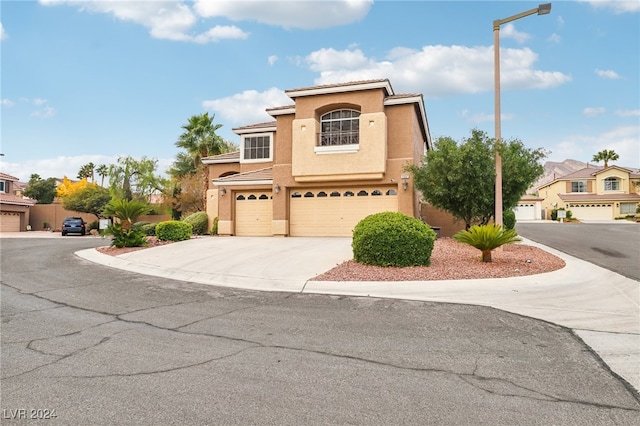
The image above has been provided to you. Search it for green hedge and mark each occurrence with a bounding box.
[156,220,192,242]
[352,212,436,267]
[503,210,516,230]
[182,211,208,235]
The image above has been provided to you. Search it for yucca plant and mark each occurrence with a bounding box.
[453,224,521,262]
[102,199,150,230]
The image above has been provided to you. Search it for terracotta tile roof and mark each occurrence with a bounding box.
[0,193,36,206]
[232,121,277,133]
[286,79,391,94]
[559,193,640,202]
[386,93,422,100]
[202,151,240,164]
[0,172,20,181]
[213,167,273,184]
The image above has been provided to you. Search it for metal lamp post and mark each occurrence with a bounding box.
[493,3,551,227]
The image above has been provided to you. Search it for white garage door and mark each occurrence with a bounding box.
[290,187,398,237]
[568,203,613,221]
[0,212,21,232]
[514,204,535,221]
[235,191,273,236]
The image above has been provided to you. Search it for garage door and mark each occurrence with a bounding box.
[514,204,535,221]
[568,203,613,221]
[235,191,273,236]
[290,187,398,237]
[0,212,21,232]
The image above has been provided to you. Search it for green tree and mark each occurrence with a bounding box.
[96,164,109,186]
[61,185,111,220]
[23,174,57,204]
[407,129,546,229]
[108,156,167,201]
[592,149,619,168]
[77,162,95,181]
[175,112,228,206]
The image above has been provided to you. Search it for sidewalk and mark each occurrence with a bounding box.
[73,235,640,393]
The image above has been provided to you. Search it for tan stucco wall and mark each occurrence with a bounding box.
[594,168,629,194]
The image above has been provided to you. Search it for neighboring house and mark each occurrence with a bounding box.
[0,172,36,232]
[537,165,640,220]
[203,79,432,237]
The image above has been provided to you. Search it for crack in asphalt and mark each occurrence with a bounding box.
[3,281,639,413]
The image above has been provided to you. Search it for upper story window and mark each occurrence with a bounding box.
[0,180,6,193]
[319,109,360,146]
[241,133,273,163]
[604,177,620,191]
[571,180,587,193]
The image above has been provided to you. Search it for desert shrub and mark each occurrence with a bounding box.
[183,211,208,235]
[453,224,521,262]
[156,220,192,242]
[352,212,436,267]
[140,223,157,236]
[503,210,516,230]
[211,217,219,235]
[103,223,147,248]
[87,220,100,231]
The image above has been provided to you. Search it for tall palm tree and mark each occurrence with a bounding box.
[592,149,619,168]
[96,164,109,187]
[77,162,95,181]
[175,113,226,207]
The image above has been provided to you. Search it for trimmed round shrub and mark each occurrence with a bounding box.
[352,212,436,267]
[503,210,516,230]
[141,222,157,236]
[156,220,192,242]
[210,217,219,235]
[182,211,208,235]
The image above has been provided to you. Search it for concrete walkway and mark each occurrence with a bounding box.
[2,231,638,393]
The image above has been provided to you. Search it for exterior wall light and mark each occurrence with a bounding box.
[401,174,410,191]
[220,187,227,196]
[275,185,281,194]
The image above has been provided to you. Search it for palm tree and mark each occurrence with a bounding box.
[77,162,95,181]
[453,224,521,262]
[96,164,109,187]
[592,149,619,168]
[175,113,226,207]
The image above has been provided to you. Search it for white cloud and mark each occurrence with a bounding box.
[30,106,56,118]
[547,33,562,43]
[268,55,278,66]
[33,98,48,106]
[202,87,292,125]
[194,0,373,29]
[305,45,571,98]
[39,0,248,43]
[500,23,531,44]
[0,22,7,40]
[595,69,621,79]
[1,98,14,107]
[583,107,606,117]
[615,109,640,117]
[582,0,640,14]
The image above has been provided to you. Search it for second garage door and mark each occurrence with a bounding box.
[567,203,612,221]
[290,187,398,237]
[235,191,273,236]
[0,212,21,232]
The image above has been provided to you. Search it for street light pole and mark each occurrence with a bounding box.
[493,3,551,227]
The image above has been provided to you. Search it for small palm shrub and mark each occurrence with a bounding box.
[453,224,521,262]
[104,222,147,248]
[183,211,208,235]
[156,220,192,242]
[503,210,516,230]
[352,212,436,267]
[102,199,150,230]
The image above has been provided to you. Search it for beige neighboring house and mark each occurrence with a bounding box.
[536,165,640,220]
[0,172,36,232]
[514,194,545,221]
[203,79,434,237]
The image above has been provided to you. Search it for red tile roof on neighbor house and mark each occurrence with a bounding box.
[0,193,36,206]
[559,193,640,202]
[0,172,20,181]
[212,167,273,184]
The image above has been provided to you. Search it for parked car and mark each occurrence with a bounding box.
[62,217,86,236]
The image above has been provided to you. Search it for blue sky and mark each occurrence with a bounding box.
[1,0,639,182]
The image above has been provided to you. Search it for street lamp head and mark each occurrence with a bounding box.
[538,3,552,15]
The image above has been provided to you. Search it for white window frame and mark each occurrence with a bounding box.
[604,177,620,191]
[620,202,637,215]
[240,133,273,163]
[571,180,587,193]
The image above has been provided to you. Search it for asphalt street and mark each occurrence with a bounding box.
[516,222,640,281]
[1,237,639,425]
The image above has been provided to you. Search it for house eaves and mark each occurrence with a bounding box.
[559,193,640,202]
[202,151,240,165]
[0,193,36,206]
[212,167,273,187]
[232,121,277,135]
[285,79,394,99]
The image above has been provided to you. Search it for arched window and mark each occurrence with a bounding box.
[248,195,257,200]
[330,191,341,197]
[291,192,302,198]
[236,195,246,200]
[317,191,328,197]
[344,191,354,197]
[304,192,314,198]
[604,177,619,191]
[371,190,382,196]
[319,109,360,146]
[259,194,269,200]
[357,190,368,196]
[386,189,397,196]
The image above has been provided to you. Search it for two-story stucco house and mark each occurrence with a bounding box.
[537,165,640,220]
[0,172,36,232]
[202,79,432,237]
